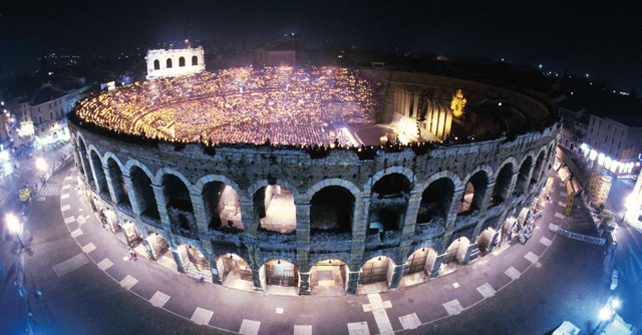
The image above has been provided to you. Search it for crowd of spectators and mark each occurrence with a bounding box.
[76,67,378,145]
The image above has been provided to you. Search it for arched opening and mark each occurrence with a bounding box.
[147,232,172,267]
[417,178,454,224]
[202,181,243,232]
[254,184,296,234]
[162,175,195,236]
[260,259,299,295]
[179,56,186,67]
[310,186,354,236]
[310,259,348,296]
[490,163,513,206]
[192,55,198,66]
[358,256,395,293]
[89,151,108,196]
[459,171,489,214]
[177,244,212,282]
[514,156,533,196]
[532,151,546,185]
[442,237,470,266]
[215,254,254,291]
[476,227,497,255]
[153,59,160,70]
[130,166,159,221]
[400,247,438,287]
[77,139,95,189]
[369,174,411,236]
[106,158,131,211]
[166,58,173,68]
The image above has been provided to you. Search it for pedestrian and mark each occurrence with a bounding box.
[128,247,135,260]
[132,249,138,261]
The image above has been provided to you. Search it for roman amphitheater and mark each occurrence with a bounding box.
[67,65,559,296]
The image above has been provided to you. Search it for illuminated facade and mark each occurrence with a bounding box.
[68,69,559,296]
[145,46,205,80]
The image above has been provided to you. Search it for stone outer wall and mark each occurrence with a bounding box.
[68,73,560,295]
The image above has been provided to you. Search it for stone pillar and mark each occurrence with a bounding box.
[350,196,368,277]
[346,270,360,295]
[298,271,311,295]
[152,183,171,228]
[462,243,476,264]
[190,191,209,236]
[478,181,496,217]
[444,186,466,231]
[296,200,311,251]
[88,155,107,195]
[143,239,156,261]
[240,199,258,239]
[171,249,185,273]
[209,256,222,284]
[103,162,120,204]
[401,190,421,240]
[122,173,143,219]
[429,255,443,278]
[79,153,94,188]
[388,264,405,289]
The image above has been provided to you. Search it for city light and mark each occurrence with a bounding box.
[598,307,612,321]
[36,157,48,171]
[610,298,620,309]
[6,213,21,234]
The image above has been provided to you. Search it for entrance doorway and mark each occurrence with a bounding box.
[215,254,254,291]
[310,259,347,296]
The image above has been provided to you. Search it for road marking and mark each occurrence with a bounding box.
[65,176,73,181]
[399,313,421,330]
[149,291,170,308]
[77,216,87,225]
[452,282,460,288]
[239,319,261,335]
[362,294,393,335]
[347,322,370,335]
[64,216,76,224]
[61,204,71,211]
[61,193,69,199]
[294,325,312,335]
[558,201,566,207]
[549,223,560,232]
[191,307,214,326]
[119,275,138,290]
[275,307,283,314]
[62,184,71,190]
[560,191,567,197]
[70,229,83,238]
[443,299,464,316]
[37,197,45,202]
[97,258,113,271]
[477,283,496,298]
[524,252,539,264]
[555,212,566,219]
[540,237,552,246]
[82,243,96,253]
[505,267,521,280]
[53,253,89,277]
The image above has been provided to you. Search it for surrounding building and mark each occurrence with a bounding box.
[145,46,206,80]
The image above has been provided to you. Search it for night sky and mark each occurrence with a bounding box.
[1,0,640,90]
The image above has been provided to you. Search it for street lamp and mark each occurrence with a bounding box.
[5,213,24,248]
[35,157,48,171]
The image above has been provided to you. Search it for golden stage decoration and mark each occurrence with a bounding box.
[450,89,467,118]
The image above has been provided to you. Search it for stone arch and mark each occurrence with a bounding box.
[104,153,131,210]
[401,246,439,285]
[260,258,300,290]
[179,56,186,67]
[531,146,547,184]
[177,243,212,282]
[310,185,356,233]
[310,258,349,295]
[125,159,156,184]
[367,172,412,235]
[153,59,160,70]
[159,172,196,235]
[128,163,159,220]
[88,148,108,194]
[76,134,94,188]
[358,255,396,286]
[490,159,515,206]
[192,55,198,66]
[514,153,535,196]
[415,171,461,224]
[252,180,298,234]
[459,165,492,214]
[166,58,173,68]
[192,174,245,201]
[248,178,301,200]
[155,168,193,190]
[214,253,254,291]
[308,253,352,269]
[306,178,361,200]
[363,166,415,197]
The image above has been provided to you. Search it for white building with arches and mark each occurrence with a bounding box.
[145,46,205,80]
